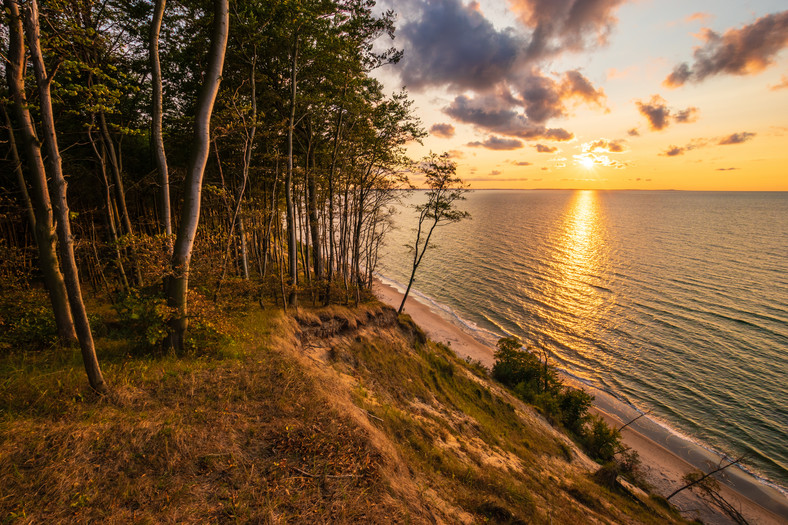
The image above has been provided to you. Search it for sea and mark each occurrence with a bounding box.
[376,189,788,492]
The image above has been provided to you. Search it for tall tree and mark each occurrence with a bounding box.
[22,0,106,391]
[167,0,229,351]
[3,0,77,344]
[398,153,469,315]
[150,0,172,250]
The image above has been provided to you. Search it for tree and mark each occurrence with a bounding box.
[398,153,469,314]
[167,0,229,351]
[18,0,106,392]
[150,0,172,251]
[3,0,77,344]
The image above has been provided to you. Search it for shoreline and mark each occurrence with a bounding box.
[372,277,788,524]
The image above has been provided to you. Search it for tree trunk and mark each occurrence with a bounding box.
[2,103,37,232]
[3,0,77,345]
[99,112,132,237]
[324,92,344,304]
[24,0,106,392]
[167,0,229,351]
[285,34,299,306]
[150,0,172,251]
[306,139,322,282]
[87,121,130,293]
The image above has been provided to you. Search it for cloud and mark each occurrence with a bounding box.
[674,107,700,123]
[685,12,712,24]
[574,152,628,168]
[445,93,574,141]
[430,123,456,138]
[490,170,503,175]
[397,0,525,91]
[627,127,640,137]
[510,160,533,166]
[446,149,465,159]
[636,95,671,130]
[467,135,525,150]
[509,0,626,58]
[533,144,556,153]
[718,132,755,145]
[662,145,686,157]
[660,138,709,156]
[518,69,607,123]
[636,95,700,131]
[584,138,626,153]
[392,0,614,139]
[770,75,788,90]
[665,11,788,87]
[716,167,739,171]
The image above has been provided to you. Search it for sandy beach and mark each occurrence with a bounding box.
[373,278,788,525]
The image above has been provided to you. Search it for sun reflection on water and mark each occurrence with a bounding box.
[547,190,609,367]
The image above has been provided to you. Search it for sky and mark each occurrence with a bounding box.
[374,0,788,190]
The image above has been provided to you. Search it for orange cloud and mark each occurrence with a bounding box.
[636,95,700,131]
[665,11,788,87]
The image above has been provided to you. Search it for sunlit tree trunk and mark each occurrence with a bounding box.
[167,0,229,351]
[23,0,106,392]
[150,0,172,251]
[3,0,77,345]
[285,35,299,306]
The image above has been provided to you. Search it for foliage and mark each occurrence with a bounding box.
[0,287,59,351]
[492,337,625,465]
[113,289,172,349]
[583,414,622,463]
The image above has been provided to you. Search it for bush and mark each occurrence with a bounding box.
[492,337,627,467]
[583,415,621,463]
[492,337,559,397]
[114,289,171,349]
[559,388,593,435]
[0,287,59,351]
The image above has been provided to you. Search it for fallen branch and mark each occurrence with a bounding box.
[667,455,746,500]
[618,410,651,432]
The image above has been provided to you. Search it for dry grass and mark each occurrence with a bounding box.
[0,309,421,523]
[1,299,688,524]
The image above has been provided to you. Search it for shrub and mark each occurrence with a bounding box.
[114,289,171,349]
[559,388,593,435]
[0,287,59,351]
[583,415,621,463]
[492,337,544,394]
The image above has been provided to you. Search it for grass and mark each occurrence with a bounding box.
[0,293,689,524]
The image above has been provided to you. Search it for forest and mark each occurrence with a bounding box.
[1,0,432,391]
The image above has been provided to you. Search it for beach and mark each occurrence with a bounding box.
[373,278,788,525]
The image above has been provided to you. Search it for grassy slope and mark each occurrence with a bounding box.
[0,300,688,524]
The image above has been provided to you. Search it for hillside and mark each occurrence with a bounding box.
[1,299,688,523]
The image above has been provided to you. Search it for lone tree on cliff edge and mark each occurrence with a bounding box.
[399,153,469,314]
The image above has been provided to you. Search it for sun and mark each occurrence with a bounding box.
[580,156,595,170]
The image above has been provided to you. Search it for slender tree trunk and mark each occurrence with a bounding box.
[150,0,172,251]
[324,93,344,303]
[398,214,439,314]
[306,143,322,284]
[2,104,37,231]
[88,124,130,294]
[167,0,229,351]
[285,35,299,306]
[3,0,76,345]
[24,0,105,391]
[99,112,132,236]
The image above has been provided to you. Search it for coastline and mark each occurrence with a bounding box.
[373,277,788,525]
